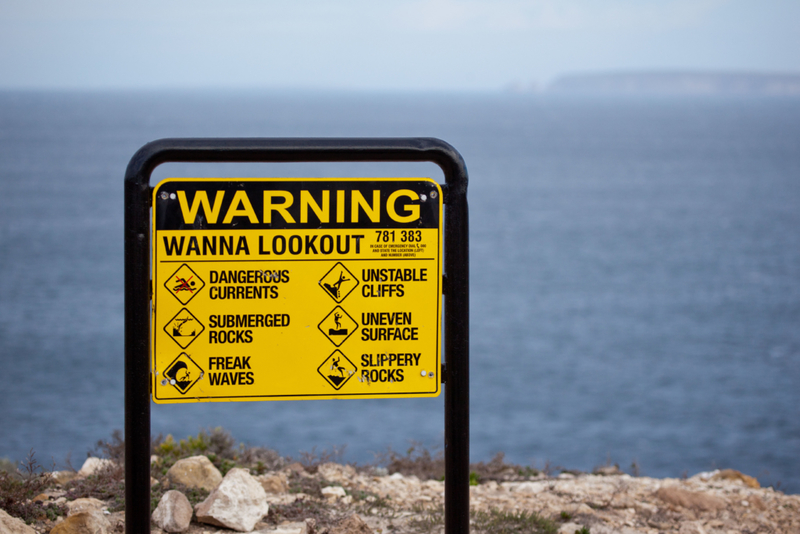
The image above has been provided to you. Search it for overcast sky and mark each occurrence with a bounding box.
[1,0,798,91]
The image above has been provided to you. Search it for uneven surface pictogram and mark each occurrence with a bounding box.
[317,306,358,347]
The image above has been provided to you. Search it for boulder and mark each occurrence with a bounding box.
[167,455,223,491]
[328,515,372,534]
[152,490,193,533]
[317,463,357,485]
[257,472,289,494]
[711,469,760,488]
[0,509,37,534]
[321,486,347,499]
[655,486,726,511]
[50,511,110,534]
[66,497,106,515]
[195,468,269,531]
[77,457,114,477]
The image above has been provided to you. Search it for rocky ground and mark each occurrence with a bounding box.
[2,453,798,534]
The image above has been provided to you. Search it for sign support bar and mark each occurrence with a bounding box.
[124,138,469,533]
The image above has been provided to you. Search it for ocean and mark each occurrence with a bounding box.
[0,91,798,491]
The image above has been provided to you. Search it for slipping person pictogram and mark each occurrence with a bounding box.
[317,350,357,390]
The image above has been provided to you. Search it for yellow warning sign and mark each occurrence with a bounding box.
[151,178,442,403]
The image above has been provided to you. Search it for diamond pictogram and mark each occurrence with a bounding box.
[317,350,357,390]
[165,263,205,305]
[161,352,204,395]
[317,306,358,347]
[164,308,205,349]
[318,262,358,303]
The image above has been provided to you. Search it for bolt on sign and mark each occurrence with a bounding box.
[152,178,442,402]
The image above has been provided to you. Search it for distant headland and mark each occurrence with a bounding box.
[543,71,800,96]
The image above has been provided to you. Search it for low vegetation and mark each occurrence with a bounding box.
[471,508,558,534]
[0,428,622,532]
[0,451,67,524]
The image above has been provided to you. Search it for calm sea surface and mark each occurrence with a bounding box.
[0,91,798,491]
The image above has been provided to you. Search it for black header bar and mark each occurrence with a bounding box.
[154,179,441,231]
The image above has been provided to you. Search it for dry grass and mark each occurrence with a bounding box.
[0,451,67,524]
[377,442,445,481]
[471,508,558,534]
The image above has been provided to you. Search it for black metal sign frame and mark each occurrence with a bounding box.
[124,138,469,534]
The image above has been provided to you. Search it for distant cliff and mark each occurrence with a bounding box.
[548,71,800,96]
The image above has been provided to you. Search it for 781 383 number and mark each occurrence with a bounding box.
[375,230,422,243]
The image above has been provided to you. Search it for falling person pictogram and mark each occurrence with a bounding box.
[321,271,349,299]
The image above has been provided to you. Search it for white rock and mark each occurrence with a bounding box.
[317,463,357,485]
[66,497,106,515]
[0,509,37,534]
[152,490,193,533]
[195,468,269,532]
[77,457,114,477]
[322,486,347,499]
[691,469,720,481]
[254,522,308,534]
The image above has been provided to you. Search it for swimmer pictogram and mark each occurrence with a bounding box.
[165,264,205,305]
